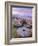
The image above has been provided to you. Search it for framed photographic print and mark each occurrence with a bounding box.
[5,2,37,44]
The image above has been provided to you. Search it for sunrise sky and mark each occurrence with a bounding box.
[12,7,32,20]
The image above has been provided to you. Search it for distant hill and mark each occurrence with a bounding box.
[12,8,32,20]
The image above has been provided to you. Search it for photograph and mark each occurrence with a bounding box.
[5,2,37,44]
[11,7,32,38]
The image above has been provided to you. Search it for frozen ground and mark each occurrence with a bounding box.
[16,25,32,38]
